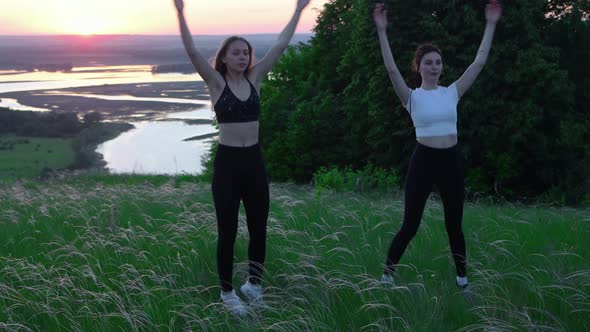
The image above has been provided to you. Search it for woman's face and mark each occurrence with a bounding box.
[223,40,250,73]
[419,51,443,83]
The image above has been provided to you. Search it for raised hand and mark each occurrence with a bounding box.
[174,0,184,12]
[485,0,502,24]
[296,0,311,12]
[373,3,388,31]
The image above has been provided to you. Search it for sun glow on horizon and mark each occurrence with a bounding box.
[0,0,330,35]
[63,16,110,36]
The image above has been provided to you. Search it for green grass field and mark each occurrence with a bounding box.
[0,135,74,180]
[0,175,588,331]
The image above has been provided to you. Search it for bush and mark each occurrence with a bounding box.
[313,164,399,194]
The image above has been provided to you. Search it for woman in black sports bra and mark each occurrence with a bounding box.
[174,0,310,316]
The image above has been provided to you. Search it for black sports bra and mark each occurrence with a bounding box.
[213,77,260,123]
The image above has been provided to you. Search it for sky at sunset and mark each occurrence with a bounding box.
[0,0,330,35]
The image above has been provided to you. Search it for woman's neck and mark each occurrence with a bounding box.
[225,70,245,83]
[420,80,438,90]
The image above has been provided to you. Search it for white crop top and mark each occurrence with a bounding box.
[403,83,459,138]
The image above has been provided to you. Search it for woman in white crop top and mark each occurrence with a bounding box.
[373,1,502,291]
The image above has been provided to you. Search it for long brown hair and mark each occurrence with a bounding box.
[412,43,442,87]
[213,36,254,76]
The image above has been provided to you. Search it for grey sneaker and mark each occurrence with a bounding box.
[240,280,263,304]
[456,276,470,293]
[220,289,247,317]
[381,273,395,287]
[456,281,469,291]
[456,281,475,302]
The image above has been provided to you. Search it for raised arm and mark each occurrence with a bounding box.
[454,0,502,98]
[250,0,310,85]
[174,0,223,90]
[373,3,410,107]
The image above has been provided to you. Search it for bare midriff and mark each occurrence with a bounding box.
[417,134,458,149]
[218,121,259,147]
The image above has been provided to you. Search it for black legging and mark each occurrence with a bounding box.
[212,143,269,292]
[385,142,467,277]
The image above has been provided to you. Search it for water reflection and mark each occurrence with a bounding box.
[0,65,201,94]
[96,121,217,175]
[166,105,215,120]
[39,92,207,105]
[0,98,52,112]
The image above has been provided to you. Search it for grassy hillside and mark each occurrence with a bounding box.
[0,175,588,331]
[0,135,74,179]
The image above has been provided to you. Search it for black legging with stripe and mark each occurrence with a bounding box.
[385,142,467,277]
[212,143,269,292]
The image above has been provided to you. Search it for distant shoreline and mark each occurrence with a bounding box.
[0,81,212,122]
[0,34,313,70]
[0,63,218,176]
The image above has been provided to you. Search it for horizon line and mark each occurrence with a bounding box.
[0,32,315,37]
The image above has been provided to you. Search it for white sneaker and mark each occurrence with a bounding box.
[456,276,473,301]
[220,289,247,317]
[456,276,469,291]
[240,280,263,304]
[457,282,470,293]
[381,273,395,287]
